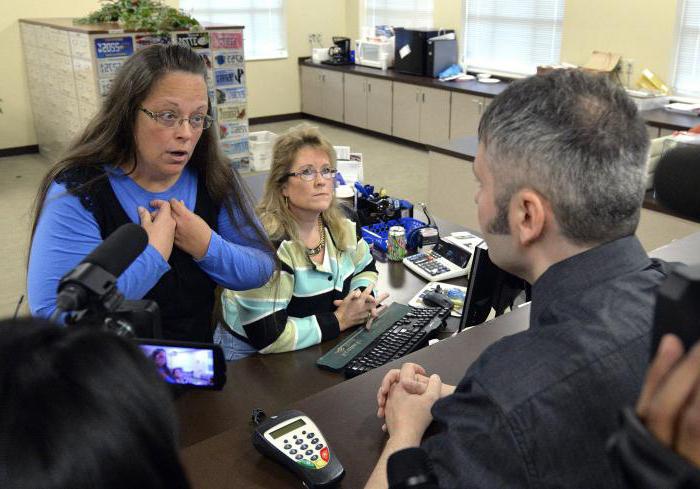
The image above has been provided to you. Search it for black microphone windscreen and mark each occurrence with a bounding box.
[388,447,437,489]
[82,223,149,277]
[655,145,700,221]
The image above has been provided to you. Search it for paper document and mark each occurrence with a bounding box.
[664,103,700,116]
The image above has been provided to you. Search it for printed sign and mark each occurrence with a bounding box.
[198,51,213,70]
[217,104,247,122]
[215,68,245,87]
[195,51,214,86]
[213,51,245,68]
[95,36,134,59]
[98,78,114,96]
[216,87,246,104]
[211,31,243,50]
[221,137,249,156]
[176,32,210,49]
[135,34,171,50]
[219,121,249,140]
[97,57,128,79]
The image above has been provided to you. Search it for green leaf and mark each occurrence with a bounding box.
[74,0,200,32]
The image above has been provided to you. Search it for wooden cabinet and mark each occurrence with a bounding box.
[301,65,323,117]
[366,78,393,134]
[420,87,451,146]
[343,74,393,134]
[392,82,450,146]
[450,92,491,139]
[392,82,421,142]
[343,74,366,128]
[300,65,344,122]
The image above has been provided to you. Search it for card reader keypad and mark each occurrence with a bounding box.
[266,419,330,470]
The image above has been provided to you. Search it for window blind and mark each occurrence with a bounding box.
[673,0,700,96]
[364,0,434,29]
[463,0,565,76]
[180,0,287,60]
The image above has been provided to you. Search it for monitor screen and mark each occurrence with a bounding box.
[459,242,529,331]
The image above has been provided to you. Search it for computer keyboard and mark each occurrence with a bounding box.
[344,306,450,377]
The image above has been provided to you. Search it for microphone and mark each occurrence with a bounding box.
[388,448,439,489]
[55,223,149,316]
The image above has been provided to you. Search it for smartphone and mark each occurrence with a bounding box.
[136,339,226,390]
[651,264,700,357]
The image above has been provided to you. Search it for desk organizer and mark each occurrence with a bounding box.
[361,217,425,252]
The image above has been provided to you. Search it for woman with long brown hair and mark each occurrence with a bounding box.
[27,45,274,342]
[218,124,387,359]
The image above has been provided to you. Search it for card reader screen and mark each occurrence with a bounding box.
[433,240,471,268]
[270,419,307,439]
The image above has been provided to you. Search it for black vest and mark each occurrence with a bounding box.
[60,168,219,342]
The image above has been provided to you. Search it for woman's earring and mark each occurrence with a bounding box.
[284,196,288,208]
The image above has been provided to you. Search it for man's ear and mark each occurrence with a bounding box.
[510,189,548,246]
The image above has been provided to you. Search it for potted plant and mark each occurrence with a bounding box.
[75,0,200,32]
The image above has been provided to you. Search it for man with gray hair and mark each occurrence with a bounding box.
[365,70,671,488]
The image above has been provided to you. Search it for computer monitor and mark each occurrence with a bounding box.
[458,242,530,331]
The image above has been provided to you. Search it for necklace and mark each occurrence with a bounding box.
[306,217,325,257]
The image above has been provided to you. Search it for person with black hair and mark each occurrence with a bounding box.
[0,317,190,489]
[27,44,275,342]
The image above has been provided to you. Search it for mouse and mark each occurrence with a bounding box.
[422,291,453,310]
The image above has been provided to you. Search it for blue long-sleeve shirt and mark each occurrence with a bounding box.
[28,166,274,319]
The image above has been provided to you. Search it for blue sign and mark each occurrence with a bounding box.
[215,68,245,87]
[95,37,134,59]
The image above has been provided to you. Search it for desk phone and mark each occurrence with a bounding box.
[252,409,344,488]
[403,237,473,281]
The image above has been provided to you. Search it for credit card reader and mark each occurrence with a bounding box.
[252,409,345,488]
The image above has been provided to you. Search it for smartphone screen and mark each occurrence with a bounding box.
[136,339,226,390]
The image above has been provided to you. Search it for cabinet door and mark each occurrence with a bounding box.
[366,78,393,135]
[301,66,323,117]
[392,82,421,142]
[321,70,345,122]
[450,92,486,139]
[419,86,451,146]
[344,74,367,128]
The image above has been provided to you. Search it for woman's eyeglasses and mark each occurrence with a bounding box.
[286,167,338,181]
[139,107,213,130]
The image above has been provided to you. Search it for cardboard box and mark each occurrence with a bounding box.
[582,51,621,76]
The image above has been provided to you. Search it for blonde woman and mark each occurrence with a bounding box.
[216,125,387,359]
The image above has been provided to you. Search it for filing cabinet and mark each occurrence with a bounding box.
[19,18,249,168]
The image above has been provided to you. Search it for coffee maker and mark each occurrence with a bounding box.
[322,37,352,66]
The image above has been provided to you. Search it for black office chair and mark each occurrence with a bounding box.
[654,144,700,221]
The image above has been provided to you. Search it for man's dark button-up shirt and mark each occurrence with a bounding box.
[422,236,669,488]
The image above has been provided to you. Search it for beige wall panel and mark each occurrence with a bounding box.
[428,151,480,231]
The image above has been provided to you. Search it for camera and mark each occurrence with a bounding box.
[56,224,226,390]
